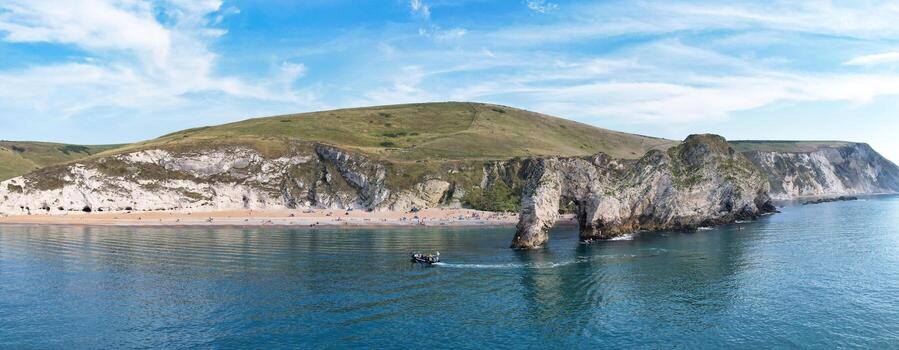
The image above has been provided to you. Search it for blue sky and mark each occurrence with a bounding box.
[1,0,898,161]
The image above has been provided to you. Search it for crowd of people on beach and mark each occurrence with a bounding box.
[0,206,534,227]
[306,207,521,226]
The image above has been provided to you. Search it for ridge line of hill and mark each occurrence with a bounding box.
[0,102,876,181]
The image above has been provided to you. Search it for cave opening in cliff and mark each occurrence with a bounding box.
[559,196,591,234]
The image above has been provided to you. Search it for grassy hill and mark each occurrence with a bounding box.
[1,102,681,182]
[3,104,871,183]
[115,102,678,161]
[0,141,124,180]
[730,140,854,153]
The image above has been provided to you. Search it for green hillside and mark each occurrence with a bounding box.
[0,141,124,180]
[115,102,677,161]
[1,102,679,182]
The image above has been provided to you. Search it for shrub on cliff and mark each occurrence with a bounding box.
[463,181,520,212]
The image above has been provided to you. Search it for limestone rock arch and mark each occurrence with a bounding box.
[511,134,775,249]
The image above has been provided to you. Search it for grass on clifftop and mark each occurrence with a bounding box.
[0,141,124,181]
[115,102,678,161]
[2,103,860,183]
[730,140,854,153]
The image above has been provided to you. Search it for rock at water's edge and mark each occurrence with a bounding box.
[511,134,776,249]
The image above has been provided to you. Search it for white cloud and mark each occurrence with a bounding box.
[0,0,172,64]
[526,0,558,14]
[368,1,899,127]
[844,52,899,66]
[451,75,802,124]
[4,0,899,146]
[798,74,899,103]
[433,42,899,125]
[0,0,308,120]
[410,0,430,19]
[0,63,178,116]
[656,1,899,38]
[435,27,467,41]
[280,62,307,81]
[418,26,467,41]
[485,1,899,47]
[214,6,241,24]
[363,66,433,105]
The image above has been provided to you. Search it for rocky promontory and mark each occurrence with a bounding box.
[511,134,776,249]
[736,142,899,200]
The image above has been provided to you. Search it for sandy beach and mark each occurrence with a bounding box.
[0,208,578,228]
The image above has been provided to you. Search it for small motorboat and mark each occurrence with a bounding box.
[411,251,440,265]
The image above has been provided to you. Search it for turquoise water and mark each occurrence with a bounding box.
[2,196,899,349]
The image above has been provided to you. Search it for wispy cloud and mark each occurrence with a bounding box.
[0,0,308,120]
[0,0,172,63]
[410,0,430,19]
[483,1,899,47]
[441,44,899,124]
[362,66,433,105]
[356,0,899,127]
[418,26,467,41]
[2,0,899,156]
[844,52,899,66]
[656,1,899,38]
[526,0,558,14]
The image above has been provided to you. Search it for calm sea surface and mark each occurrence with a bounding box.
[1,196,898,349]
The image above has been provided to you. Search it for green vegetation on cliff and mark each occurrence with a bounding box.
[730,140,853,153]
[4,103,896,217]
[463,180,521,212]
[0,141,124,181]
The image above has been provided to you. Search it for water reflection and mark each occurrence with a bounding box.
[2,197,899,348]
[509,220,771,345]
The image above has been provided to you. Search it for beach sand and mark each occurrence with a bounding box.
[0,208,578,228]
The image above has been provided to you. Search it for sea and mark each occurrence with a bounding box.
[1,195,898,349]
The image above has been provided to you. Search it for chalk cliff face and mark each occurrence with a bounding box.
[741,143,899,200]
[3,131,896,250]
[0,143,462,215]
[511,135,776,249]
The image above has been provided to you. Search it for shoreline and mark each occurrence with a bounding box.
[0,208,578,228]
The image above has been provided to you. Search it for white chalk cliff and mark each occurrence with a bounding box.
[740,143,899,200]
[2,135,897,250]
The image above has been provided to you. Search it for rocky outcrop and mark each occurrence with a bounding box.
[7,132,895,250]
[0,143,456,215]
[313,145,391,209]
[802,196,858,205]
[0,134,776,250]
[511,134,776,249]
[741,143,899,200]
[384,179,454,211]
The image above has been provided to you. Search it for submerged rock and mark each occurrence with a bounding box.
[802,196,859,205]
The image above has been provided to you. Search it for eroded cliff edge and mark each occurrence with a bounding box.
[3,133,896,250]
[735,142,899,200]
[511,134,776,249]
[0,142,472,214]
